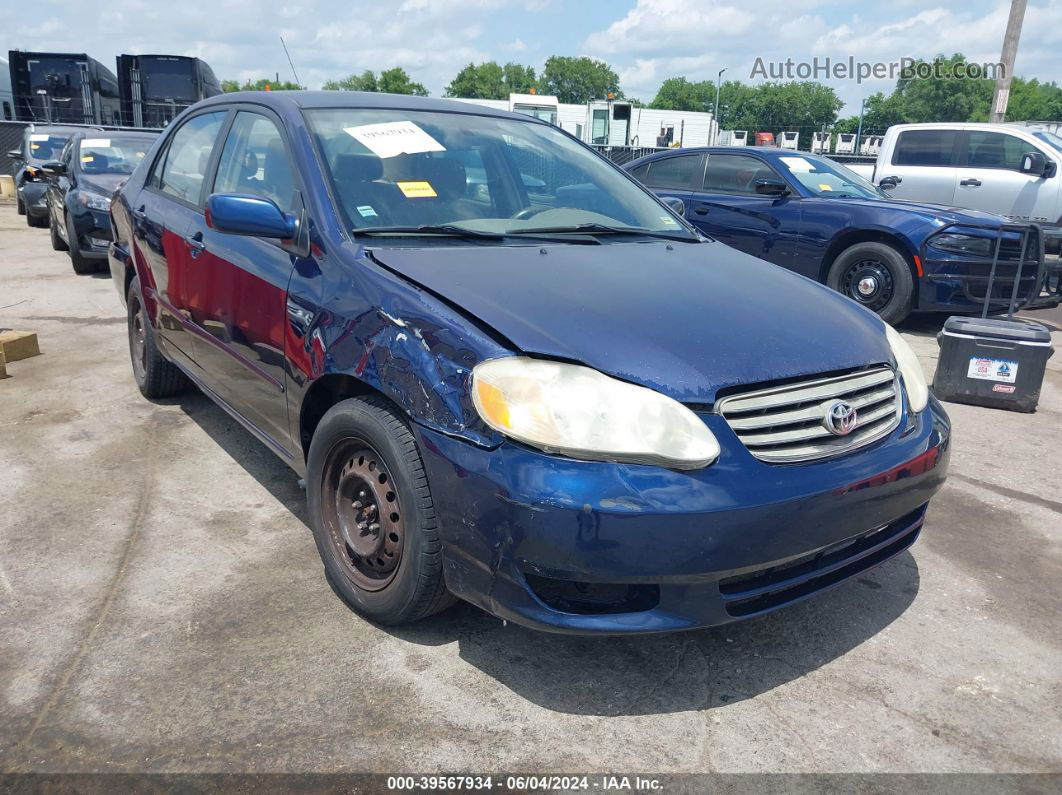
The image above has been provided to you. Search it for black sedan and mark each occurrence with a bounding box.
[6,125,82,227]
[41,130,158,273]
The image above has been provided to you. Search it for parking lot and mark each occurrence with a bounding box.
[0,200,1060,775]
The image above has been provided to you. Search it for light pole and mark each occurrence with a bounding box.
[714,67,727,144]
[854,96,866,155]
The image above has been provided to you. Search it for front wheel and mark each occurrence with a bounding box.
[827,242,914,325]
[16,194,26,216]
[306,396,455,625]
[49,210,68,251]
[66,212,96,274]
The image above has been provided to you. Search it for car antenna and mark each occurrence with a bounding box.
[280,36,301,87]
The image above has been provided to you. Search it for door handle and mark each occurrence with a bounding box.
[185,231,206,257]
[959,178,982,187]
[693,203,710,215]
[132,205,146,220]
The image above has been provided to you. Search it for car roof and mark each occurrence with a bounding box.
[888,122,1039,134]
[195,90,534,121]
[26,124,88,136]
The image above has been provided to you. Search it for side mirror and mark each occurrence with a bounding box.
[754,178,789,196]
[1020,151,1047,176]
[663,196,685,216]
[40,160,66,177]
[6,148,22,160]
[205,193,296,239]
[878,175,902,189]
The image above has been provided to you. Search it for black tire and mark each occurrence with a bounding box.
[66,212,96,274]
[127,276,190,399]
[27,211,47,228]
[827,241,914,325]
[16,194,26,216]
[49,210,68,251]
[306,396,456,625]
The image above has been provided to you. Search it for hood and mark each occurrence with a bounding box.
[78,174,126,198]
[370,239,894,404]
[828,196,1007,226]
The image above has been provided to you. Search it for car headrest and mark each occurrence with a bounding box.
[83,152,109,172]
[240,151,258,180]
[334,153,383,183]
[423,158,466,199]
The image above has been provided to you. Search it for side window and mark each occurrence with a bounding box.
[157,111,226,205]
[642,155,701,190]
[703,154,780,195]
[628,163,651,183]
[213,112,297,213]
[892,130,958,167]
[964,131,1029,171]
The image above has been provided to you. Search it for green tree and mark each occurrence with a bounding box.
[222,77,303,92]
[539,56,621,104]
[323,68,427,96]
[502,62,536,94]
[444,61,537,98]
[895,54,992,123]
[649,77,714,112]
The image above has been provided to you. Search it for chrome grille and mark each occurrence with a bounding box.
[716,367,901,463]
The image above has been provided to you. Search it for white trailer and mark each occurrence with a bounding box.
[779,131,799,150]
[811,132,831,154]
[835,133,856,154]
[718,130,748,147]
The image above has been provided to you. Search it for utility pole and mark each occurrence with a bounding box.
[714,67,727,144]
[854,97,866,155]
[991,0,1028,122]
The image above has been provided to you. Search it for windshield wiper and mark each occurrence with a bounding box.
[507,223,699,242]
[355,224,508,239]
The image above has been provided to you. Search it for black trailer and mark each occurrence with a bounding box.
[7,50,121,125]
[116,54,221,128]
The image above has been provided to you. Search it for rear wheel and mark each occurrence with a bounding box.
[127,276,190,399]
[827,242,914,325]
[49,210,68,251]
[306,396,455,625]
[66,212,96,274]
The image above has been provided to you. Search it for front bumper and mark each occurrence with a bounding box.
[69,206,113,260]
[416,396,950,635]
[18,182,48,217]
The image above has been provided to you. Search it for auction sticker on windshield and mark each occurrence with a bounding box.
[396,181,438,198]
[343,121,445,159]
[967,356,1018,383]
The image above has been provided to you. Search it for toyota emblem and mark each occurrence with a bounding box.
[824,400,858,436]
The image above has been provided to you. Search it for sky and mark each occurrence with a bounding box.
[6,0,1062,116]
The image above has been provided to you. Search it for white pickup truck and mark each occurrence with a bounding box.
[849,122,1062,229]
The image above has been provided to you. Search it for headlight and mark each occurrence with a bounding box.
[885,325,929,413]
[929,232,993,256]
[77,191,111,211]
[471,357,720,469]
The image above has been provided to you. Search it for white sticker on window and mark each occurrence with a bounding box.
[30,133,50,141]
[343,121,445,159]
[80,138,111,148]
[356,205,378,218]
[779,156,814,172]
[967,357,1018,383]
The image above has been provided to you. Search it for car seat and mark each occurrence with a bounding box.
[333,153,403,226]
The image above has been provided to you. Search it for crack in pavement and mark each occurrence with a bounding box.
[12,413,160,761]
[949,473,1062,515]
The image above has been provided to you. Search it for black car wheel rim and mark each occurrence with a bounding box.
[130,296,147,381]
[320,439,404,592]
[841,259,894,312]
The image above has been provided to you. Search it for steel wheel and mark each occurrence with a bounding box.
[129,292,148,383]
[839,258,895,313]
[320,440,405,592]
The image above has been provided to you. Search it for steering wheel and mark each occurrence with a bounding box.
[511,206,548,221]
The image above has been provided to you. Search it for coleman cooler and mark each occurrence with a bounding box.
[933,316,1054,412]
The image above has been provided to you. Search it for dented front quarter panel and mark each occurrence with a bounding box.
[285,234,512,458]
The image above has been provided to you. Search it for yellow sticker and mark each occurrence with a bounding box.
[81,155,95,163]
[396,181,437,198]
[819,184,832,191]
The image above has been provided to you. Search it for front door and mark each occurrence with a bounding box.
[954,129,1061,224]
[185,109,299,457]
[629,152,703,219]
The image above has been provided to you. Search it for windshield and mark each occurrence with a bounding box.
[774,154,885,199]
[1032,130,1062,154]
[28,133,70,162]
[78,135,155,175]
[141,57,196,101]
[306,108,694,239]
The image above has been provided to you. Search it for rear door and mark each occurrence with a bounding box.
[954,129,1059,223]
[883,128,959,206]
[688,153,802,268]
[133,110,228,364]
[184,108,300,456]
[629,152,703,217]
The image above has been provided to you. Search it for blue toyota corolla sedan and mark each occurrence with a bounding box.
[108,92,949,634]
[626,146,1053,324]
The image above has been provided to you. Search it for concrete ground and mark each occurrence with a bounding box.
[0,201,1060,776]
